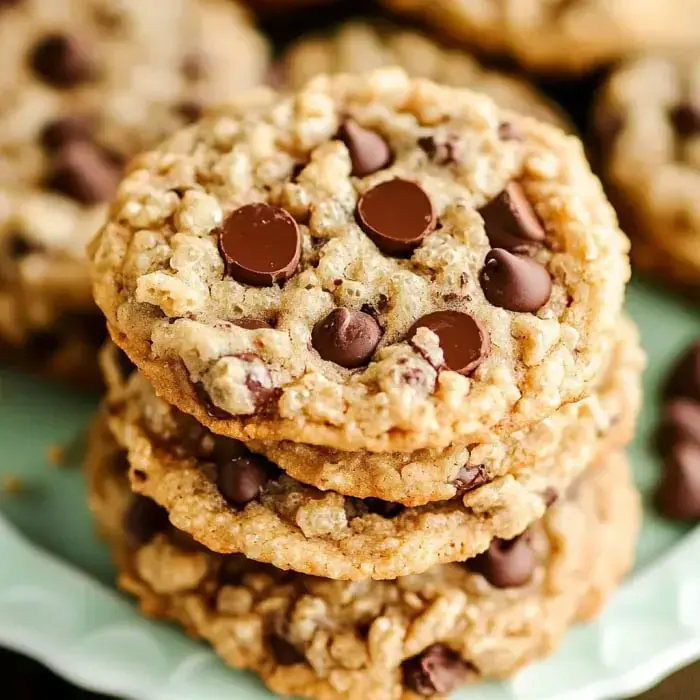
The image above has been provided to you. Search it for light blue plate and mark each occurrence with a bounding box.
[0,278,697,700]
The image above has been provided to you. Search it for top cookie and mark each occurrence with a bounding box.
[90,69,630,452]
[282,22,569,129]
[0,0,268,366]
[381,0,700,74]
[593,53,700,285]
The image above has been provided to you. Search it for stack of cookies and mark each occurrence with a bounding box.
[85,69,644,698]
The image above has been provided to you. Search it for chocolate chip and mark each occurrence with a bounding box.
[40,115,92,151]
[5,231,41,258]
[219,203,301,286]
[657,439,700,521]
[365,498,404,519]
[234,318,273,330]
[30,33,92,88]
[46,141,121,204]
[181,52,207,81]
[269,635,305,666]
[123,494,169,546]
[311,308,381,369]
[453,465,490,495]
[409,310,489,376]
[658,399,700,452]
[338,119,392,177]
[176,101,203,124]
[670,103,700,137]
[665,341,700,402]
[357,178,436,256]
[543,487,558,508]
[402,644,471,696]
[479,248,552,313]
[466,533,535,588]
[498,122,521,141]
[217,455,270,508]
[418,134,461,164]
[479,183,545,252]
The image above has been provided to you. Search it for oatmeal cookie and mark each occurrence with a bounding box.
[381,0,700,74]
[594,53,700,289]
[0,0,268,383]
[86,421,640,700]
[96,321,640,580]
[102,312,643,507]
[89,69,630,451]
[281,22,570,129]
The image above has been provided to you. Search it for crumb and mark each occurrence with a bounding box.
[46,444,67,467]
[1,475,23,495]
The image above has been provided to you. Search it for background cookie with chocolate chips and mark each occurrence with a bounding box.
[593,53,700,291]
[0,0,269,385]
[89,69,630,452]
[86,416,641,700]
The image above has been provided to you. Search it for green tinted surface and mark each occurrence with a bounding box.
[0,278,697,700]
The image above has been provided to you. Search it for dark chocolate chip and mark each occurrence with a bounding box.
[479,248,552,313]
[123,494,169,545]
[234,318,274,330]
[269,635,305,666]
[479,182,545,252]
[312,308,382,369]
[181,52,207,81]
[176,101,203,124]
[658,398,700,452]
[46,141,121,204]
[402,644,472,696]
[466,533,535,588]
[418,134,461,165]
[409,310,489,376]
[670,103,700,137]
[40,115,92,151]
[217,455,270,507]
[664,341,700,402]
[338,119,392,177]
[357,178,436,255]
[453,465,490,495]
[29,33,92,88]
[656,439,700,521]
[365,498,404,519]
[498,122,521,141]
[219,203,301,286]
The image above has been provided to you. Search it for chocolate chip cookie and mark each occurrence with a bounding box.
[382,0,700,74]
[96,312,640,580]
[89,69,630,452]
[86,418,640,699]
[282,22,570,129]
[0,0,268,384]
[594,53,700,289]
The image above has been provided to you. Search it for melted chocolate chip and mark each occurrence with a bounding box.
[479,183,545,252]
[356,178,436,255]
[312,308,381,369]
[269,635,305,666]
[219,203,301,286]
[479,248,552,313]
[402,644,472,696]
[671,103,700,137]
[123,494,169,545]
[40,115,92,151]
[453,465,490,495]
[466,533,535,588]
[409,311,489,376]
[338,119,392,177]
[217,455,271,507]
[30,33,93,88]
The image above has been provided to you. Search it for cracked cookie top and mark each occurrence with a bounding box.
[90,69,629,452]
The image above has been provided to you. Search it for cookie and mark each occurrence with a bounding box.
[381,0,700,74]
[0,0,269,383]
[96,315,640,580]
[89,69,630,452]
[86,420,640,700]
[593,53,700,289]
[281,22,571,129]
